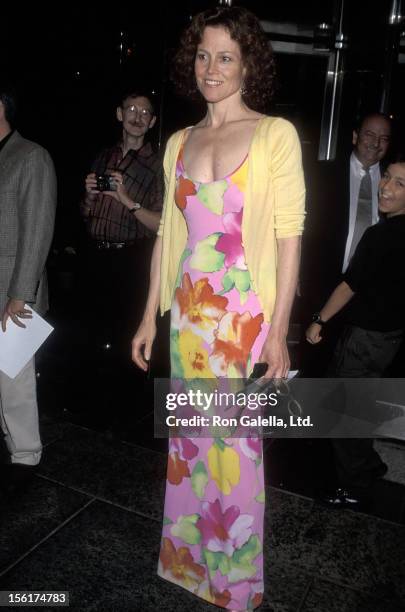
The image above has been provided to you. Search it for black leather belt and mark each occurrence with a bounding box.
[94,241,135,250]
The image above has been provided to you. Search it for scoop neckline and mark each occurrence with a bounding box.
[179,116,265,185]
[180,150,248,185]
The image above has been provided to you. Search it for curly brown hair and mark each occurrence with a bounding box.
[171,6,277,112]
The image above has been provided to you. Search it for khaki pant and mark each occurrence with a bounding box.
[0,358,42,465]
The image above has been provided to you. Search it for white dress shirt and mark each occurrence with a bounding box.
[342,153,381,273]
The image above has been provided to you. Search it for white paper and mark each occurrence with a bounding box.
[0,308,54,379]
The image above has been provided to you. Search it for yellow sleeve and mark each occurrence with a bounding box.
[270,118,306,238]
[156,132,182,237]
[156,159,168,238]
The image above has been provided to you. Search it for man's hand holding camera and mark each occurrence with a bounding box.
[84,171,137,212]
[105,171,136,211]
[85,172,98,198]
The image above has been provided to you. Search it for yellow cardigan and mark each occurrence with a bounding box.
[157,116,306,323]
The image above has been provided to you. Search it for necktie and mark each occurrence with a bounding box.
[348,168,372,262]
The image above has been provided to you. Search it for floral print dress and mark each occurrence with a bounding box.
[157,139,270,610]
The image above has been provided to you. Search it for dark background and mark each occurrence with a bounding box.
[1,11,405,597]
[2,1,404,244]
[1,0,405,280]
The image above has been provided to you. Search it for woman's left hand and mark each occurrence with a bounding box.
[258,332,290,379]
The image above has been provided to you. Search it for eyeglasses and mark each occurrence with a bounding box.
[123,105,153,118]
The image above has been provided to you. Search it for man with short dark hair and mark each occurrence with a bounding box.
[304,112,392,294]
[0,84,56,474]
[342,112,392,272]
[82,90,162,240]
[79,89,163,409]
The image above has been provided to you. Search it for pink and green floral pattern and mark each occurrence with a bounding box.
[158,144,269,610]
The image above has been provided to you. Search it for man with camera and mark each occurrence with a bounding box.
[79,89,163,410]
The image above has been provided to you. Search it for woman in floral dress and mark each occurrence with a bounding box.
[132,6,305,610]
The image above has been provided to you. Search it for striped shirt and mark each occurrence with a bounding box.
[81,141,163,242]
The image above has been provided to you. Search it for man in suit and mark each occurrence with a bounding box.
[0,85,56,476]
[340,113,391,272]
[301,112,392,373]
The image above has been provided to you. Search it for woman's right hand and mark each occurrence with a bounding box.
[132,318,157,371]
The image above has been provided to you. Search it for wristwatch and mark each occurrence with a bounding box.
[311,312,326,326]
[129,202,141,214]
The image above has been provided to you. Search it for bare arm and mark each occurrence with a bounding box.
[306,281,354,344]
[131,235,162,370]
[319,281,354,322]
[259,235,301,378]
[141,235,162,322]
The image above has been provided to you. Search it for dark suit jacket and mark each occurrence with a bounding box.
[301,156,350,308]
[0,131,57,315]
[301,154,388,309]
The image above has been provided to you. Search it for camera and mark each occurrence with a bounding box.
[96,174,116,192]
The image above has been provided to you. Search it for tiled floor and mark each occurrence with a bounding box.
[1,408,404,611]
[0,300,404,611]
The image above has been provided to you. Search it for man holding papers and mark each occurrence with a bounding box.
[0,84,56,476]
